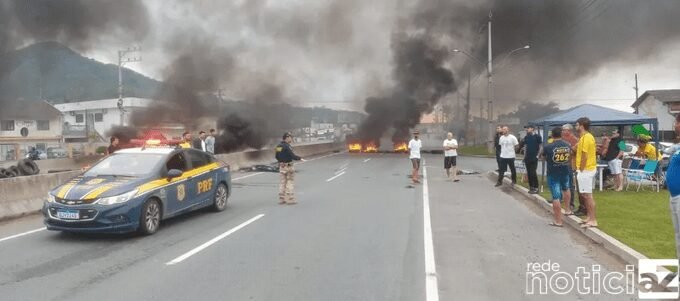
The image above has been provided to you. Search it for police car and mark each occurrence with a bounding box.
[42,143,231,235]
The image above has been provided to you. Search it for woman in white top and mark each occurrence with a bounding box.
[443,132,459,182]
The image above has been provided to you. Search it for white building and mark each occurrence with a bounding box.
[0,100,63,161]
[632,89,680,141]
[54,98,154,141]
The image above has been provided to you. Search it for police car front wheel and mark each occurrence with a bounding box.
[139,198,161,235]
[212,183,228,212]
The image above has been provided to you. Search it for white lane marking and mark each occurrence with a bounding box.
[363,158,371,163]
[166,214,265,265]
[232,172,264,181]
[299,151,344,164]
[0,227,47,243]
[336,168,347,174]
[422,164,440,301]
[325,171,346,182]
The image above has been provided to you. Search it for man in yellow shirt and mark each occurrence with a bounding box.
[179,131,192,149]
[576,117,598,228]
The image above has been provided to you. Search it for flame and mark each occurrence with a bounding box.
[363,143,378,153]
[348,143,362,152]
[393,142,408,153]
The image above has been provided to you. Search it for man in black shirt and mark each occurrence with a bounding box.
[602,129,625,191]
[275,132,305,205]
[520,125,542,194]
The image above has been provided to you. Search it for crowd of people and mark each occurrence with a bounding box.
[493,118,601,228]
[106,129,218,155]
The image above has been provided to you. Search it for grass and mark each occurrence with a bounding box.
[516,176,676,261]
[458,145,492,156]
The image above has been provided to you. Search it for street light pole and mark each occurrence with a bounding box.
[118,47,142,126]
[487,11,493,153]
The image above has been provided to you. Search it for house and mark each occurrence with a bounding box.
[54,98,154,142]
[0,100,63,161]
[631,89,680,141]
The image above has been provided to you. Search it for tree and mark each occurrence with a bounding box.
[498,101,560,131]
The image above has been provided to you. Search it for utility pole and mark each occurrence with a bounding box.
[487,11,494,153]
[118,47,142,126]
[465,69,471,146]
[634,73,639,114]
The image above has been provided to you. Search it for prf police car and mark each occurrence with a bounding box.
[42,143,231,235]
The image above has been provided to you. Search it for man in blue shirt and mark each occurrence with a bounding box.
[667,114,680,262]
[543,127,572,227]
[520,125,543,194]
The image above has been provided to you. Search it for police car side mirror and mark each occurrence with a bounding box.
[167,169,183,180]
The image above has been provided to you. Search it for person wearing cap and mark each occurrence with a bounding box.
[275,132,304,205]
[635,135,661,166]
[408,130,423,184]
[519,124,542,194]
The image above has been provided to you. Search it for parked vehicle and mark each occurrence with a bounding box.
[47,147,68,159]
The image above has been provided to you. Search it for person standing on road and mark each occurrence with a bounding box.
[275,132,304,205]
[562,123,582,214]
[543,127,573,227]
[496,126,519,187]
[205,129,216,154]
[519,125,542,194]
[443,132,459,182]
[494,126,502,172]
[601,129,625,191]
[107,136,121,155]
[193,131,207,151]
[576,117,598,228]
[666,114,680,265]
[408,131,423,184]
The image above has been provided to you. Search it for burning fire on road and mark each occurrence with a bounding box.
[363,143,378,153]
[393,142,408,153]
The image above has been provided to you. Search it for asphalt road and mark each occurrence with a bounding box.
[0,153,640,300]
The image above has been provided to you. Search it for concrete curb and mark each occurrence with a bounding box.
[489,171,674,288]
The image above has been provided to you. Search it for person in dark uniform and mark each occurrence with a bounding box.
[107,136,121,155]
[519,124,542,194]
[275,132,305,205]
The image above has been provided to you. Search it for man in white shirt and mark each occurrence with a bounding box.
[496,125,519,187]
[443,132,459,182]
[205,129,216,154]
[408,130,423,184]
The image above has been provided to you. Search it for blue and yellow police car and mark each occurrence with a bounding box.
[42,142,231,235]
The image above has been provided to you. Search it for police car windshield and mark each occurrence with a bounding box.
[84,153,165,177]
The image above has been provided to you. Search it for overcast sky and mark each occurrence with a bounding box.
[76,0,679,114]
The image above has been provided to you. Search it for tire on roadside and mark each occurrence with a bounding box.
[17,159,40,175]
[211,183,229,212]
[0,168,7,178]
[138,198,161,235]
[5,166,19,177]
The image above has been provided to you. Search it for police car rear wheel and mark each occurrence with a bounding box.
[212,183,228,212]
[139,199,161,235]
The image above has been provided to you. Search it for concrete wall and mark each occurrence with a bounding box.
[0,170,81,220]
[0,142,341,221]
[0,155,103,172]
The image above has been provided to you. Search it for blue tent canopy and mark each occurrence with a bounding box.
[528,104,660,191]
[528,104,657,127]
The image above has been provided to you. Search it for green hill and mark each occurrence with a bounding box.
[0,41,160,103]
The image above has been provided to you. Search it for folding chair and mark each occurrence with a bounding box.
[625,160,660,192]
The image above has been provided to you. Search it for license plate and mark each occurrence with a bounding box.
[56,210,79,220]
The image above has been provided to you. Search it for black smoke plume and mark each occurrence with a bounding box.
[359,33,455,142]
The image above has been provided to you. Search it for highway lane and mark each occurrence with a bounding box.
[0,153,635,300]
